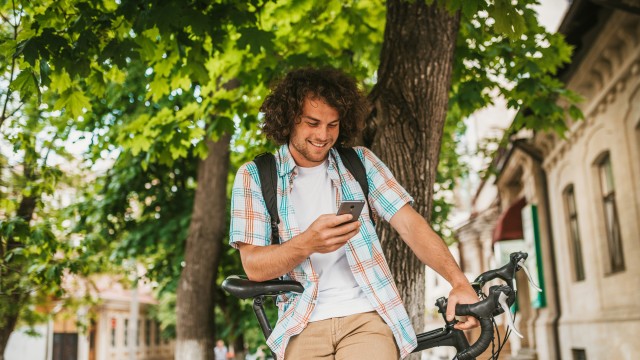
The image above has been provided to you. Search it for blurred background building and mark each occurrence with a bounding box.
[432,1,640,359]
[4,274,174,360]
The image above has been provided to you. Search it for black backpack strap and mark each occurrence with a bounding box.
[336,147,375,226]
[253,153,280,245]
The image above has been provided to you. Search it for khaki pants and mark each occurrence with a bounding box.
[284,311,399,360]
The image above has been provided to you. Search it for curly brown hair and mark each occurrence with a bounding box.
[260,67,367,146]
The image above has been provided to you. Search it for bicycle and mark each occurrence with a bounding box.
[222,251,541,360]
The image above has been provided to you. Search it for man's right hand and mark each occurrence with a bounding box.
[299,214,360,255]
[238,214,360,281]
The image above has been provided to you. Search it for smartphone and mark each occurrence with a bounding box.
[336,200,366,223]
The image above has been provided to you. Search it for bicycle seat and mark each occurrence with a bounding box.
[221,276,304,299]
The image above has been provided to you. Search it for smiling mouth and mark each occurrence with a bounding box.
[309,141,328,148]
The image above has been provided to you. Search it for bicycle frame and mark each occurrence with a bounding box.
[245,295,469,353]
[245,292,471,356]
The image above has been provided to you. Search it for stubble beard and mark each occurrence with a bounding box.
[290,139,332,165]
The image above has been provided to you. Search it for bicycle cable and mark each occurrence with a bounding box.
[492,312,516,359]
[489,318,499,359]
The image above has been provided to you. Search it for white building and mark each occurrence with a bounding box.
[455,1,640,359]
[5,275,174,360]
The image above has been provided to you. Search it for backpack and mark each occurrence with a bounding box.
[253,147,373,246]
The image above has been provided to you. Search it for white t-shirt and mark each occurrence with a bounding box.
[290,160,373,322]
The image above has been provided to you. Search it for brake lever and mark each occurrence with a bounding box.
[518,259,542,292]
[498,292,523,338]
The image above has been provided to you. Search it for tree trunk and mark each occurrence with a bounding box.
[232,334,245,360]
[367,0,460,354]
[0,164,37,359]
[0,293,23,360]
[175,134,231,360]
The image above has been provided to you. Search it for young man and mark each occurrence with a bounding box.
[229,68,478,359]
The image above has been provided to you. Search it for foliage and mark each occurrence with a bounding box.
[447,0,581,134]
[0,0,129,341]
[453,1,582,201]
[0,47,106,342]
[3,0,387,349]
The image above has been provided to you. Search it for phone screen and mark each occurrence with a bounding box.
[336,200,365,223]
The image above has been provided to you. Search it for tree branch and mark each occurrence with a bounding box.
[5,102,24,120]
[42,131,61,168]
[0,55,17,129]
[0,11,11,24]
[0,1,20,130]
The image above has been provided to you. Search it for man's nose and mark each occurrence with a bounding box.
[316,125,330,140]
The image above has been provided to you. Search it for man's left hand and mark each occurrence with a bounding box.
[445,284,480,330]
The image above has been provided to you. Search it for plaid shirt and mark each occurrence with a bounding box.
[230,145,418,359]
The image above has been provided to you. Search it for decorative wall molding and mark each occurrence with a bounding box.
[542,14,640,172]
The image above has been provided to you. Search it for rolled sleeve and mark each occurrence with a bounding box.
[229,162,272,249]
[357,147,413,223]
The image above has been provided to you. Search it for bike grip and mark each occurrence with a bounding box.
[454,318,494,360]
[455,299,498,319]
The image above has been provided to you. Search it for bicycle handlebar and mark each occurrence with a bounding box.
[471,251,527,291]
[453,318,493,360]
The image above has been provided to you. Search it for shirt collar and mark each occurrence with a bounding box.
[276,144,339,177]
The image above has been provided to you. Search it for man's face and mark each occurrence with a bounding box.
[289,96,340,167]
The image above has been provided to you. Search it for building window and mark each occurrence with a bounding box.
[124,318,129,347]
[110,318,116,347]
[597,154,625,273]
[563,185,585,281]
[155,321,161,346]
[145,319,151,346]
[572,348,587,360]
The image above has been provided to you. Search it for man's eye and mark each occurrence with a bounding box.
[307,122,319,127]
[328,123,338,128]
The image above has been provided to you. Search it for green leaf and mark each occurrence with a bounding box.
[237,27,275,55]
[45,265,60,280]
[87,71,107,98]
[148,76,170,101]
[154,55,177,77]
[50,70,73,93]
[136,36,157,59]
[106,67,127,84]
[568,105,584,121]
[39,60,51,87]
[461,1,480,18]
[54,89,92,118]
[10,68,40,102]
[15,39,40,67]
[492,0,527,39]
[170,74,192,91]
[169,143,188,160]
[0,39,17,58]
[211,116,236,139]
[129,135,152,156]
